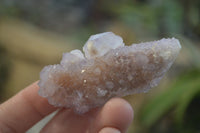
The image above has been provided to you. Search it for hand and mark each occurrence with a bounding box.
[0,82,133,133]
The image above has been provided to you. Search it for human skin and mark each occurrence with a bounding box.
[0,82,133,133]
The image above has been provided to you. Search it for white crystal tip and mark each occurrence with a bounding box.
[83,32,124,58]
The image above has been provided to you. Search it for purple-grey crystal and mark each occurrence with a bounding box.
[38,32,181,114]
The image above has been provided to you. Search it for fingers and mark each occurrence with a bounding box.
[41,97,133,133]
[99,127,121,133]
[94,98,134,133]
[0,82,57,133]
[0,81,133,133]
[40,108,99,133]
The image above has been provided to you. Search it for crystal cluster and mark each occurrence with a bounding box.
[38,32,181,114]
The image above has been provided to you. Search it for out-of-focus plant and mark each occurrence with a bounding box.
[0,45,10,100]
[139,68,200,133]
[135,34,200,133]
[1,0,200,40]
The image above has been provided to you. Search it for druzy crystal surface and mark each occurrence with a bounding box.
[38,32,181,114]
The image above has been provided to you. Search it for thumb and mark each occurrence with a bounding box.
[99,127,121,133]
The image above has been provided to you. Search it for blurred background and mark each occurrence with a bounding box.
[0,0,200,132]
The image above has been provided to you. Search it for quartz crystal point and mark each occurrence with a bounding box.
[38,32,181,114]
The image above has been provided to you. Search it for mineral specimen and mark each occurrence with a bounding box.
[38,32,181,114]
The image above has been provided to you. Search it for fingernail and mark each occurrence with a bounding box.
[99,127,121,133]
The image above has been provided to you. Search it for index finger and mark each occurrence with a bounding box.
[0,81,57,133]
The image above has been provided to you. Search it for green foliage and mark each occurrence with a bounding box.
[0,45,10,97]
[139,69,200,129]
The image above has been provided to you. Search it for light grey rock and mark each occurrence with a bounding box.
[38,32,181,114]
